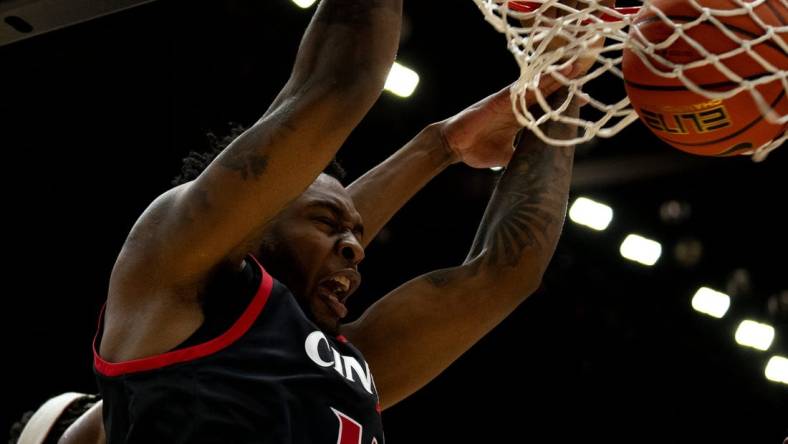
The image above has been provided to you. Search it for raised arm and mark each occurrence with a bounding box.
[346,125,453,248]
[347,73,568,248]
[343,87,579,409]
[117,0,403,287]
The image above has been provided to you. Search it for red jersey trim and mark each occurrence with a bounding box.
[93,256,274,377]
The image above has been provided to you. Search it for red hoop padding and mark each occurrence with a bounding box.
[507,1,640,22]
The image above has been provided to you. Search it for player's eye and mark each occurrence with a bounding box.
[314,216,337,229]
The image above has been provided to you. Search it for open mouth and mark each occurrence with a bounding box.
[316,270,361,320]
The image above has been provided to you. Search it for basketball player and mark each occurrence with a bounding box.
[11,0,587,441]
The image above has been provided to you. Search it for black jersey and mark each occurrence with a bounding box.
[94,257,384,444]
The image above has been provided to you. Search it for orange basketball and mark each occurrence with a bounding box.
[622,0,788,156]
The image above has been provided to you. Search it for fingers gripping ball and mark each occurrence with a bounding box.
[623,0,788,156]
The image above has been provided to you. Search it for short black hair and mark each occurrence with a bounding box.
[172,123,346,186]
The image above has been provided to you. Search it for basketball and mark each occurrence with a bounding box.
[622,0,788,156]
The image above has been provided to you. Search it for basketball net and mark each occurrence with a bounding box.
[473,0,787,161]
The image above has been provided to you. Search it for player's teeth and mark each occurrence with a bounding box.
[329,276,350,292]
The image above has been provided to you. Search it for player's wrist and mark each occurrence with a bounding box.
[424,123,461,166]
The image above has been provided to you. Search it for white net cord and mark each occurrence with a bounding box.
[473,0,788,161]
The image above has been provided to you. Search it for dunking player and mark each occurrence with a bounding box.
[11,0,587,442]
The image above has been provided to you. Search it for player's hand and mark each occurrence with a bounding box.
[438,64,577,169]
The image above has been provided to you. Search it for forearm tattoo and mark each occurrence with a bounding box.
[426,93,578,288]
[425,138,573,288]
[469,142,574,267]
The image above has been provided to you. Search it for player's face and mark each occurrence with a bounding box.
[258,174,364,334]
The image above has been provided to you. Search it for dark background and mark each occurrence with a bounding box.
[2,1,786,442]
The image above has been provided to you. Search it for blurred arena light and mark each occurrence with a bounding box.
[619,234,661,266]
[291,0,317,8]
[691,287,730,319]
[735,320,775,351]
[764,356,788,384]
[385,62,420,98]
[673,237,703,268]
[569,197,613,231]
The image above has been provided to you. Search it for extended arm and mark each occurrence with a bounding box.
[347,74,568,248]
[117,0,403,288]
[344,88,579,409]
[347,125,453,248]
[461,97,576,288]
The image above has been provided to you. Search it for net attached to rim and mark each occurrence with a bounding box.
[472,0,788,161]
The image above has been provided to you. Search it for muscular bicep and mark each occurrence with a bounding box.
[111,0,403,293]
[341,261,538,410]
[124,84,378,288]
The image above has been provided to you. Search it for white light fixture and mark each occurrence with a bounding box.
[619,234,661,266]
[734,320,775,351]
[490,166,504,172]
[569,197,613,231]
[764,356,788,384]
[384,62,420,98]
[291,0,317,8]
[691,287,731,319]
